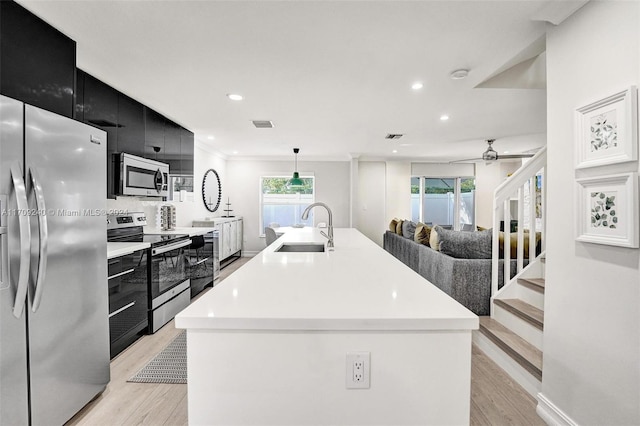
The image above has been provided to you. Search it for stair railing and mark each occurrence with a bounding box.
[491,147,547,308]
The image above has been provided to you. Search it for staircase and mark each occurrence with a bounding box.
[473,146,547,397]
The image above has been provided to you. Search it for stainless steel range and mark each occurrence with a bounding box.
[107,212,191,333]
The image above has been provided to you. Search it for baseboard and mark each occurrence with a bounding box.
[473,331,541,397]
[536,393,577,426]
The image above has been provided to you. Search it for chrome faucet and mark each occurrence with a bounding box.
[301,202,334,249]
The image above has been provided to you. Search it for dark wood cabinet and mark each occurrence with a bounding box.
[144,107,165,162]
[0,0,76,118]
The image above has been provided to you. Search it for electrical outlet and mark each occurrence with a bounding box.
[346,352,370,389]
[353,360,364,382]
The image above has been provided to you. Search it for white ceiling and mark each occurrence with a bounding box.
[18,0,556,161]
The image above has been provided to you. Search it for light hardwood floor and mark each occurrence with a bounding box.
[67,256,543,425]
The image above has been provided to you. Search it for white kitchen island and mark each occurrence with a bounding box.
[175,228,478,425]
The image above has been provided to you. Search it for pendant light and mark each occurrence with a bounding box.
[286,148,305,190]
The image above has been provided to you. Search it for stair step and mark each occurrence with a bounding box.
[518,277,545,294]
[494,299,544,330]
[479,317,543,381]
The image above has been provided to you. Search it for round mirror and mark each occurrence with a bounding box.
[202,169,222,212]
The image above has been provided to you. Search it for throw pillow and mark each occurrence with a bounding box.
[429,226,440,250]
[498,231,542,258]
[436,225,492,259]
[389,218,399,232]
[414,223,431,246]
[395,219,404,235]
[402,220,417,240]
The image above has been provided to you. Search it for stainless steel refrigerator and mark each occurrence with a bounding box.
[0,95,110,425]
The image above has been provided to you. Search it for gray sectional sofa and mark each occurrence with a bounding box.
[383,230,521,316]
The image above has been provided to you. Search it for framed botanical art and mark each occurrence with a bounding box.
[575,86,638,168]
[576,173,638,248]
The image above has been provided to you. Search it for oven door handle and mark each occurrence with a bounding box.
[151,239,192,256]
[108,268,135,280]
[109,301,136,318]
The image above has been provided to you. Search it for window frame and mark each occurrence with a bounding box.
[411,175,475,231]
[259,174,316,237]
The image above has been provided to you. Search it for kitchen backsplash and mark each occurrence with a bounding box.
[107,195,218,228]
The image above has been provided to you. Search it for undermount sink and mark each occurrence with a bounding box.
[275,242,326,253]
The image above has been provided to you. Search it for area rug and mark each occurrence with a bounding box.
[128,330,187,384]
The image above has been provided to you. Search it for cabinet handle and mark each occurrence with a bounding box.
[192,256,210,266]
[109,301,135,318]
[108,268,135,280]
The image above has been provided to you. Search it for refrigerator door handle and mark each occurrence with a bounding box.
[29,168,48,313]
[9,164,31,318]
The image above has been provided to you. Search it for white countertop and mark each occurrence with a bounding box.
[107,242,151,259]
[144,226,216,237]
[108,227,215,258]
[176,228,478,332]
[192,216,242,227]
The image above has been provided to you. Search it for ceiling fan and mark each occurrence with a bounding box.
[451,139,536,163]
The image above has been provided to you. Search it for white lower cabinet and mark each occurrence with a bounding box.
[219,218,242,261]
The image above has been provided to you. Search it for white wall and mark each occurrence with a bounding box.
[355,161,411,246]
[107,140,227,227]
[474,160,521,228]
[225,159,350,254]
[541,2,640,424]
[411,162,474,178]
[385,161,411,222]
[356,162,386,246]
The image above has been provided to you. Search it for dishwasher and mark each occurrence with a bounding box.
[188,229,220,297]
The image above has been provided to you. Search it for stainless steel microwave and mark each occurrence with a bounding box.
[116,153,169,197]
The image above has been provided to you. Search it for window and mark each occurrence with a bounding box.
[411,176,475,231]
[260,176,315,235]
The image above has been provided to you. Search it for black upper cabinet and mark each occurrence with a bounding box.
[83,73,119,131]
[164,120,182,175]
[144,107,165,162]
[180,128,194,176]
[80,70,119,198]
[0,0,76,118]
[75,69,85,121]
[76,68,195,182]
[118,94,145,158]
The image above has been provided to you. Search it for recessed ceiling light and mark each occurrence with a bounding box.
[440,115,449,121]
[227,93,243,101]
[207,135,215,140]
[411,82,423,90]
[233,150,239,154]
[450,69,469,80]
[392,150,398,154]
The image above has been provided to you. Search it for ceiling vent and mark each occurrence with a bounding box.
[385,134,403,140]
[252,120,274,128]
